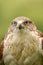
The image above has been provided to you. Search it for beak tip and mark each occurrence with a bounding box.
[19,24,22,30]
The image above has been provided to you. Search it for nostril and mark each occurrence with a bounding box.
[19,24,22,29]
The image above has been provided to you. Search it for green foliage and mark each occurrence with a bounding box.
[0,0,43,42]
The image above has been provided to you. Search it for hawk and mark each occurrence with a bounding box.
[0,16,43,65]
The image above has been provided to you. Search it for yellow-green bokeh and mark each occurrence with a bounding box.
[0,0,43,42]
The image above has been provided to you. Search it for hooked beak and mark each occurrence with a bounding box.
[18,24,23,30]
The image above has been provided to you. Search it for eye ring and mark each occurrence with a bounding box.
[14,21,17,26]
[12,21,17,26]
[11,21,17,26]
[14,21,17,24]
[24,21,28,25]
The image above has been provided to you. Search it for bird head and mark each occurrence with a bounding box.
[8,16,36,33]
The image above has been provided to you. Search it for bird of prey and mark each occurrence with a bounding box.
[0,16,43,65]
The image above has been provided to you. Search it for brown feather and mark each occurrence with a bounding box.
[42,39,43,49]
[0,41,4,60]
[0,34,8,60]
[37,30,43,37]
[37,30,43,50]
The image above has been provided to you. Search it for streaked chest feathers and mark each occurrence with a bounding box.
[3,31,39,65]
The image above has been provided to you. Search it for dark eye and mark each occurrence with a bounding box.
[24,21,28,25]
[11,21,17,26]
[14,21,17,25]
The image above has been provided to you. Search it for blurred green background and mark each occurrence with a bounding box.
[0,0,43,43]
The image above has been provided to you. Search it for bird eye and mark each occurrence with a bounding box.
[14,21,17,25]
[24,21,28,25]
[11,21,17,26]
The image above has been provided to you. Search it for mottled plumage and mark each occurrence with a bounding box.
[0,16,43,65]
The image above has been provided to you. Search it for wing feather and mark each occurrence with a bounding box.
[0,41,4,60]
[37,30,43,49]
[36,30,43,55]
[0,40,4,65]
[0,34,7,65]
[36,30,43,37]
